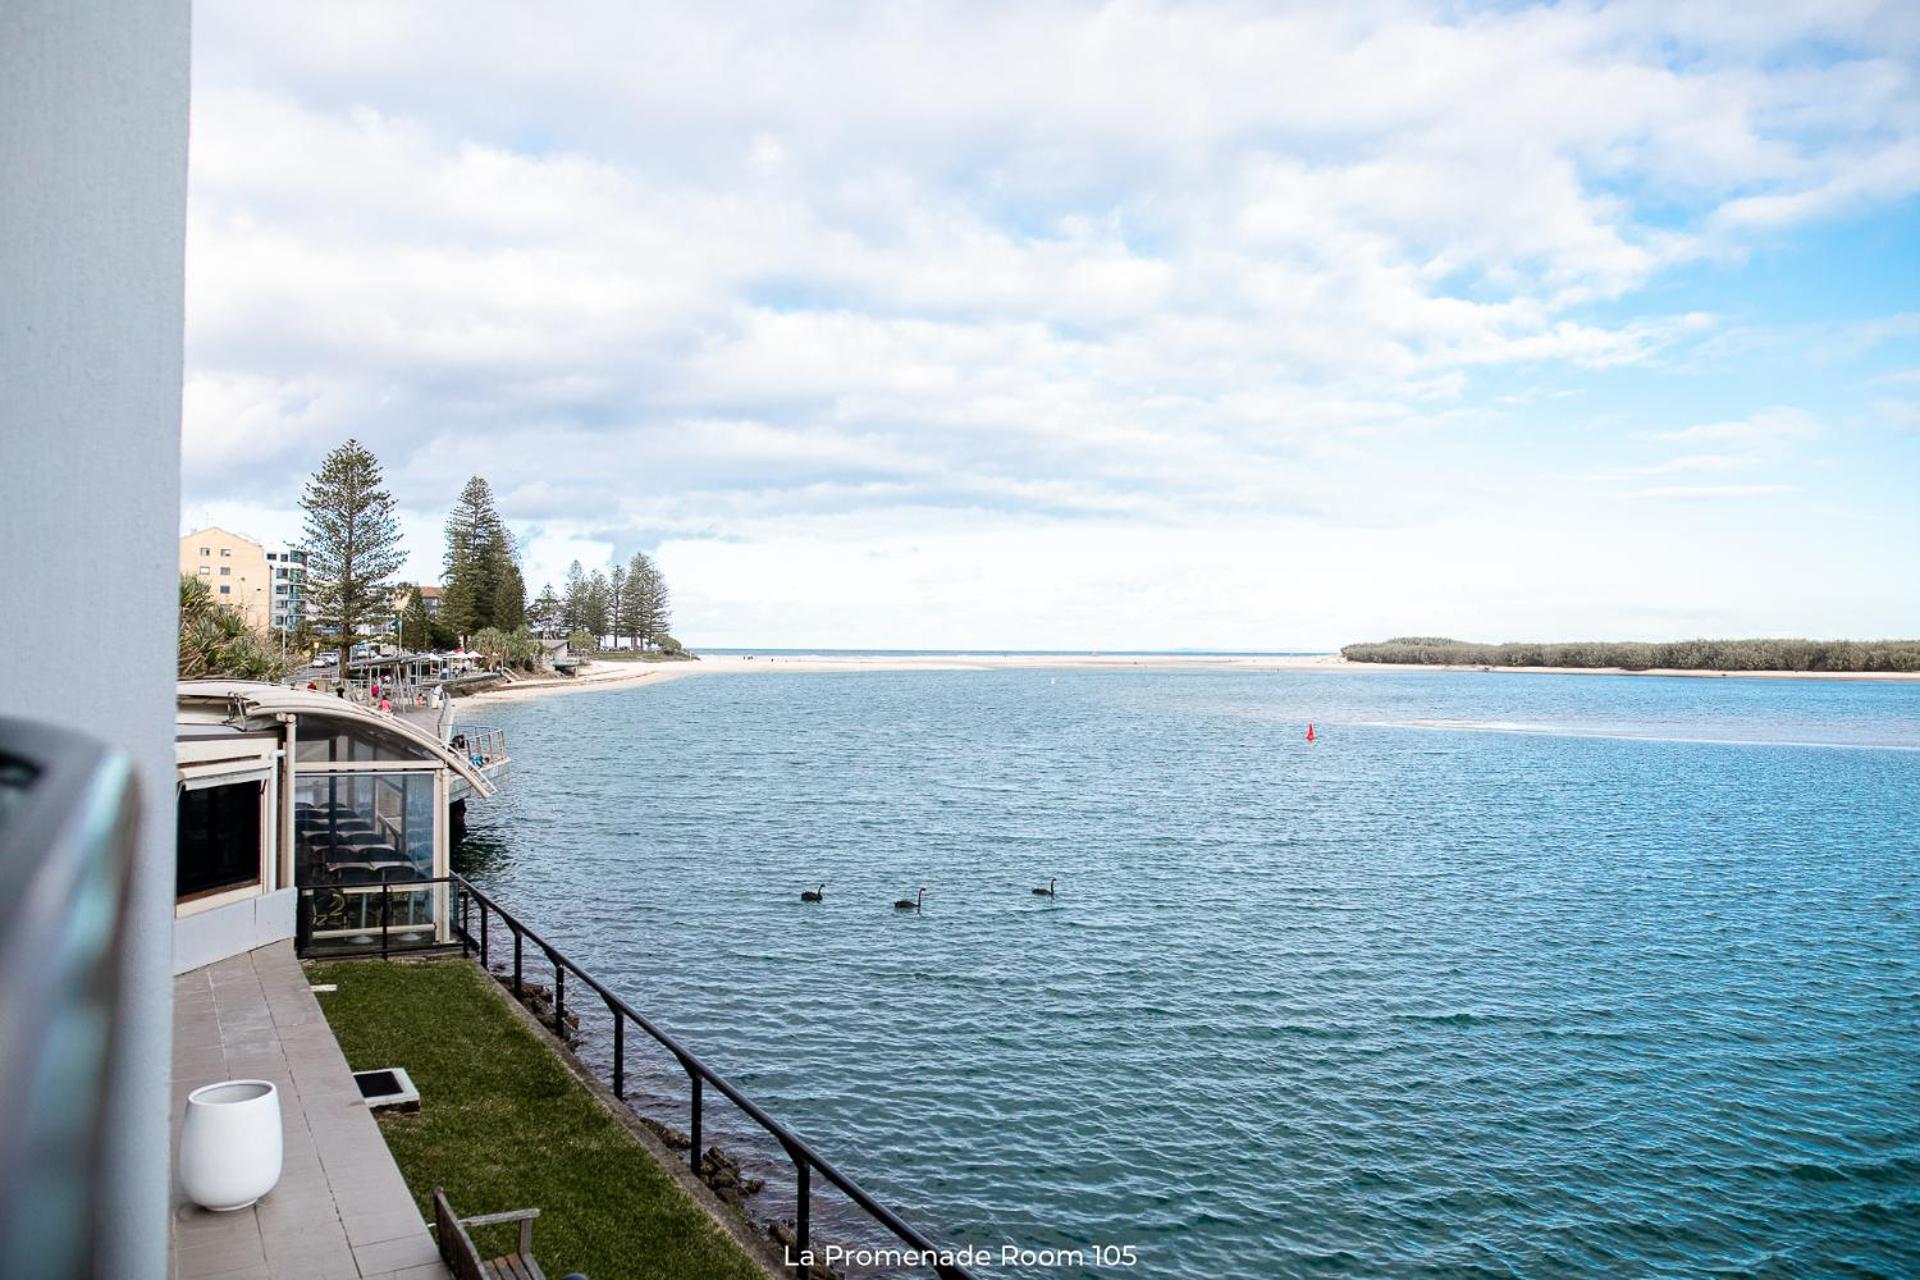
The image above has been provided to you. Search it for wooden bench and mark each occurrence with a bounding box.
[432,1186,576,1280]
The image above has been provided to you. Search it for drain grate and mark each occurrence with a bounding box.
[353,1069,400,1097]
[351,1066,420,1112]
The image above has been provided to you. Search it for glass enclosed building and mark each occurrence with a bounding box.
[173,681,495,972]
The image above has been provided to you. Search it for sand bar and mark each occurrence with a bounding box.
[459,652,1920,703]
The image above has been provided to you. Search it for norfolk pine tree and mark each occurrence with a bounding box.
[585,569,612,639]
[300,439,408,670]
[562,560,590,634]
[607,562,628,647]
[442,476,501,636]
[442,474,527,636]
[492,555,527,631]
[528,582,562,636]
[399,584,433,651]
[622,551,671,648]
[615,552,647,644]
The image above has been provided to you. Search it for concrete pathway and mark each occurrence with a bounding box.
[171,943,449,1280]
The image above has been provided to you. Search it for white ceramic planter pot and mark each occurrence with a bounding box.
[179,1080,283,1211]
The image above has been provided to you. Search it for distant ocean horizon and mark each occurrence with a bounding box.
[696,647,1330,657]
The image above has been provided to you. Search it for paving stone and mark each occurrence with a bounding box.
[169,944,445,1280]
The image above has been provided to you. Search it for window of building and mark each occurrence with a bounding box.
[197,566,210,576]
[219,548,231,557]
[199,546,209,555]
[293,771,439,939]
[219,586,230,595]
[177,781,263,900]
[294,721,435,765]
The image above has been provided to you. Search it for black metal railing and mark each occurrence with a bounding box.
[294,881,444,959]
[299,874,975,1279]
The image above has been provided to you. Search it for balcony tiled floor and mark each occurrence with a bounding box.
[171,942,450,1280]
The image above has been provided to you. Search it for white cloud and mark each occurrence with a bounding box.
[1602,406,1823,498]
[1624,483,1797,501]
[1874,398,1920,430]
[1653,407,1823,447]
[1709,139,1920,232]
[181,1,1920,641]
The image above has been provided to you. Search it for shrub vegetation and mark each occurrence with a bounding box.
[471,624,545,672]
[1341,637,1920,672]
[178,575,289,681]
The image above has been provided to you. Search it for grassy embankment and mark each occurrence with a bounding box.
[308,958,764,1280]
[1341,637,1920,673]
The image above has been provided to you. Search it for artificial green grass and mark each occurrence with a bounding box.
[308,958,766,1280]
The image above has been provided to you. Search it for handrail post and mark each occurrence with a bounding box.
[479,900,489,968]
[552,958,566,1036]
[794,1155,810,1273]
[513,927,523,997]
[689,1071,703,1173]
[459,888,470,958]
[380,883,390,960]
[612,1010,625,1099]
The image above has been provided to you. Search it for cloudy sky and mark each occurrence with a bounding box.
[182,1,1920,649]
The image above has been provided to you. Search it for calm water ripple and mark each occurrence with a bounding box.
[460,670,1920,1279]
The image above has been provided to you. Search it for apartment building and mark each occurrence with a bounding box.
[390,583,443,613]
[179,527,272,630]
[179,528,311,633]
[265,545,309,632]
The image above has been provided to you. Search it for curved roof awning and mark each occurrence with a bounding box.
[177,681,497,800]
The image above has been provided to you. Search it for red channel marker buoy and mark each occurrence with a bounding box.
[1306,723,1316,742]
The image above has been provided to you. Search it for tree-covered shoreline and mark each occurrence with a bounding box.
[1341,637,1920,673]
[185,439,685,679]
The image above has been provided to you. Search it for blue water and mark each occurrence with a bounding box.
[459,670,1920,1278]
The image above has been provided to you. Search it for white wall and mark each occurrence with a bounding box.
[0,3,191,1276]
[174,891,299,976]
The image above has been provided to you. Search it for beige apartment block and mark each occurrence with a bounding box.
[180,526,272,630]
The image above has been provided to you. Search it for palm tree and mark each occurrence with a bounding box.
[178,576,288,681]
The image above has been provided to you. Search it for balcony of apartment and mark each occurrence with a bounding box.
[5,704,957,1280]
[168,916,787,1280]
[152,684,810,1279]
[171,945,450,1280]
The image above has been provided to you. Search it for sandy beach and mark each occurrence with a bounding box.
[459,651,1920,703]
